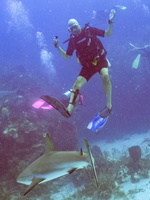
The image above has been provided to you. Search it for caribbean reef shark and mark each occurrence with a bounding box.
[17,134,97,196]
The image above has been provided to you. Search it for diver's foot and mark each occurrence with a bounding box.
[66,104,74,117]
[100,106,112,118]
[65,109,71,118]
[60,108,71,118]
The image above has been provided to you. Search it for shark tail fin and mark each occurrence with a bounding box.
[84,139,99,188]
[24,178,45,196]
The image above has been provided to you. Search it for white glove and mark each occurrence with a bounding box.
[109,9,116,22]
[53,36,59,48]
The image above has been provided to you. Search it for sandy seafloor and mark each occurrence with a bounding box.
[50,130,150,200]
[94,131,150,200]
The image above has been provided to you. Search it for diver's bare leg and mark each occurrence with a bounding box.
[100,68,112,109]
[67,76,87,114]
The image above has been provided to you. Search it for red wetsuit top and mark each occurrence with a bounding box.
[66,26,109,81]
[66,26,107,65]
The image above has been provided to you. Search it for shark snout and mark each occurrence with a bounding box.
[17,169,33,185]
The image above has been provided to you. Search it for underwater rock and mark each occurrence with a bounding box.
[99,188,112,200]
[3,127,18,138]
[2,119,37,139]
[93,182,113,200]
[3,129,9,135]
[131,172,141,183]
[91,145,104,158]
[128,145,141,162]
[107,156,117,163]
[116,165,130,183]
[18,119,37,134]
[127,145,142,174]
[1,107,10,120]
[51,120,78,151]
[91,145,108,171]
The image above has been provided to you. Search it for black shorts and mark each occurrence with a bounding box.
[79,58,109,81]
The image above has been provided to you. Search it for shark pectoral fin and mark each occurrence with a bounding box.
[24,178,45,196]
[68,168,77,174]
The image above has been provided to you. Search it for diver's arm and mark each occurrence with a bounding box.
[104,9,116,37]
[129,43,150,52]
[53,37,70,60]
[56,46,70,60]
[104,23,113,37]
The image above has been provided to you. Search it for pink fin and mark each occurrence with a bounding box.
[32,99,53,110]
[41,105,53,110]
[32,99,45,108]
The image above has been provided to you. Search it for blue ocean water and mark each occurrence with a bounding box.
[0,0,150,199]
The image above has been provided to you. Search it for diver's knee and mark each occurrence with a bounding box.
[73,79,83,89]
[102,73,109,80]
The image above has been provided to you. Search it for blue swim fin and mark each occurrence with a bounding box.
[87,114,108,132]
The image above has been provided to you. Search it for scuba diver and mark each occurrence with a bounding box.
[53,9,116,118]
[129,43,150,69]
[130,43,150,58]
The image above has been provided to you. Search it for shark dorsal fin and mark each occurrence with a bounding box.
[45,134,56,153]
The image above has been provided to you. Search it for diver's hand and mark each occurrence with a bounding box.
[53,36,59,48]
[108,9,116,24]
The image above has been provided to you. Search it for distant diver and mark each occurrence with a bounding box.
[130,43,150,69]
[130,43,150,57]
